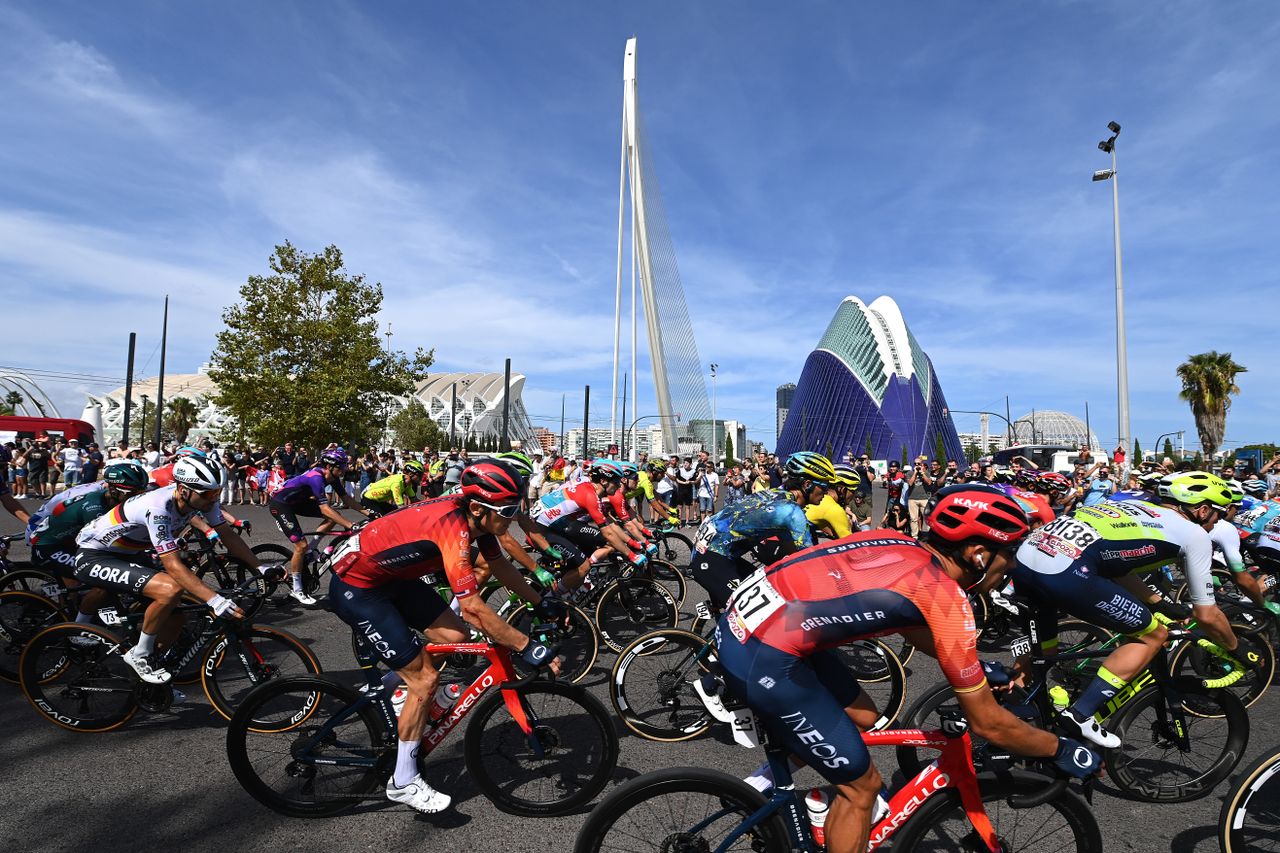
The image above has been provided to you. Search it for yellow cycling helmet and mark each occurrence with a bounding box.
[830,463,862,489]
[784,451,837,485]
[1157,471,1236,507]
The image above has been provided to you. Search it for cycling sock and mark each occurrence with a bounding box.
[75,611,95,624]
[743,756,805,792]
[292,573,304,593]
[449,597,462,617]
[1071,666,1127,718]
[393,738,420,788]
[135,631,158,656]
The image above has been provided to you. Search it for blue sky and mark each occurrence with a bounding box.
[2,2,1277,453]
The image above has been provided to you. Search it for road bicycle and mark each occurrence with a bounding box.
[0,586,65,683]
[1218,741,1280,853]
[609,602,906,743]
[574,704,1101,852]
[226,627,619,817]
[546,552,679,655]
[648,519,693,568]
[897,605,1251,803]
[19,577,319,731]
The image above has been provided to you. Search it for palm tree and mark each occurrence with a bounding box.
[164,396,199,443]
[1177,351,1246,460]
[1,390,22,415]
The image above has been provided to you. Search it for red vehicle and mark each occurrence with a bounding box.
[0,416,95,446]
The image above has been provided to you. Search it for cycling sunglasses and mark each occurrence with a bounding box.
[475,500,520,519]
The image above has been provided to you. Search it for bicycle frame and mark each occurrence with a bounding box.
[712,727,999,853]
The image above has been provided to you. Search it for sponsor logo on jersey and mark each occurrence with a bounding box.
[1099,544,1157,560]
[799,610,888,632]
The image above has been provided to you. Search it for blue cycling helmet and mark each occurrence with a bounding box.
[1241,479,1269,498]
[591,459,625,480]
[619,461,639,478]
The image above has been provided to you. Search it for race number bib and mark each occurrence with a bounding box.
[694,519,716,554]
[725,569,785,641]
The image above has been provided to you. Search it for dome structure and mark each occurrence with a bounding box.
[1011,410,1100,449]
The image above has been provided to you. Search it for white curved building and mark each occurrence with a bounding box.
[0,369,62,417]
[87,367,537,447]
[1011,410,1101,450]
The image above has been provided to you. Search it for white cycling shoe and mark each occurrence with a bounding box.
[386,775,451,813]
[122,646,172,684]
[1059,707,1121,749]
[290,588,318,607]
[692,675,735,724]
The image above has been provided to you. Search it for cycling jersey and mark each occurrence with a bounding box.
[362,472,416,508]
[804,493,851,539]
[1210,518,1246,573]
[623,471,656,502]
[529,481,611,528]
[606,488,632,522]
[1110,488,1156,503]
[151,463,175,488]
[331,496,500,595]
[271,469,332,507]
[993,484,1055,526]
[694,489,813,560]
[1015,500,1215,606]
[29,487,110,551]
[1237,497,1280,534]
[25,481,105,545]
[76,484,224,556]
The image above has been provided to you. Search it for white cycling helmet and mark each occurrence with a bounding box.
[173,456,224,490]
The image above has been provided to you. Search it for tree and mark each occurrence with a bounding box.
[209,243,433,450]
[1192,451,1204,470]
[1132,438,1142,461]
[1177,351,1246,461]
[865,437,873,459]
[164,397,199,444]
[1163,438,1176,461]
[900,446,909,467]
[724,433,734,469]
[965,442,980,463]
[128,399,157,446]
[1,390,22,415]
[934,433,946,465]
[388,399,444,451]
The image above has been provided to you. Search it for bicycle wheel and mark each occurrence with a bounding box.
[655,531,693,568]
[19,622,139,732]
[1106,676,1250,803]
[572,765,790,853]
[834,638,906,731]
[610,628,716,742]
[202,625,324,722]
[594,577,678,654]
[226,675,391,817]
[464,679,618,816]
[644,558,686,607]
[1169,625,1276,711]
[251,544,290,597]
[506,603,599,684]
[0,590,67,683]
[892,769,1102,852]
[1218,743,1280,853]
[0,568,62,597]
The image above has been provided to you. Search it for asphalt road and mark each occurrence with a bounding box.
[1,497,1275,852]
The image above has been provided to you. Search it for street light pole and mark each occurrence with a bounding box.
[1094,121,1130,466]
[709,364,718,461]
[139,394,149,447]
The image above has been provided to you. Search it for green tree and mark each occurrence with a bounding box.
[209,243,433,450]
[865,437,873,459]
[934,432,946,464]
[128,399,157,446]
[1,390,22,415]
[900,446,909,467]
[1132,438,1142,462]
[965,442,980,463]
[1177,351,1246,461]
[1192,451,1204,470]
[164,396,199,444]
[1163,438,1176,461]
[724,433,734,469]
[389,399,444,451]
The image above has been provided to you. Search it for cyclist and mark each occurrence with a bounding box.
[624,458,667,524]
[1008,471,1254,749]
[805,462,858,541]
[325,462,563,814]
[689,451,836,611]
[476,452,564,576]
[715,484,1099,853]
[361,459,425,517]
[529,458,651,596]
[1236,479,1280,534]
[73,456,277,684]
[268,447,368,606]
[995,470,1055,528]
[645,459,679,526]
[151,447,247,540]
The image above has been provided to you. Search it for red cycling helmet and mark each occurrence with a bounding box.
[1038,472,1071,494]
[460,462,523,504]
[927,484,1030,546]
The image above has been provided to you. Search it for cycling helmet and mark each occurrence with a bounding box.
[591,459,625,481]
[460,462,523,504]
[320,448,349,469]
[1013,469,1040,488]
[1039,472,1071,494]
[830,463,862,489]
[1157,472,1236,508]
[103,460,149,492]
[784,451,837,485]
[173,456,224,491]
[402,460,425,476]
[619,461,639,478]
[492,451,534,479]
[647,459,668,474]
[1242,479,1269,498]
[176,445,207,459]
[927,484,1030,546]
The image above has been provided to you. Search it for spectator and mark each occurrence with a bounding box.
[849,491,873,531]
[443,447,466,489]
[751,464,771,493]
[1263,454,1280,498]
[677,456,697,526]
[26,439,52,499]
[58,438,85,490]
[905,456,933,536]
[278,441,298,476]
[881,460,906,507]
[11,442,28,499]
[766,454,783,488]
[295,445,311,472]
[724,465,746,505]
[220,447,236,504]
[854,454,876,498]
[1112,444,1126,467]
[528,453,545,501]
[141,442,160,470]
[883,501,911,534]
[1082,464,1117,507]
[696,461,720,521]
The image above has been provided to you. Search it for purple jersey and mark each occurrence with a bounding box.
[271,468,330,507]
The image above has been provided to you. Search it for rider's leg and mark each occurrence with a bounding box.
[1073,617,1166,717]
[137,573,183,651]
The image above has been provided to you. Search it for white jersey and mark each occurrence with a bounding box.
[77,484,223,556]
[1209,518,1245,572]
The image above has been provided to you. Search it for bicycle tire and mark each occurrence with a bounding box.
[594,576,678,654]
[1169,623,1276,711]
[464,679,618,816]
[655,531,693,568]
[891,769,1102,853]
[610,628,716,742]
[0,590,68,683]
[505,603,599,684]
[19,621,139,732]
[572,765,790,853]
[251,544,291,597]
[644,558,686,607]
[0,568,63,597]
[1106,675,1249,803]
[226,675,391,817]
[202,625,323,722]
[1218,742,1280,853]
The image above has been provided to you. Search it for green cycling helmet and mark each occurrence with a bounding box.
[1157,471,1237,508]
[104,460,149,492]
[492,452,534,478]
[784,451,837,485]
[402,460,425,476]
